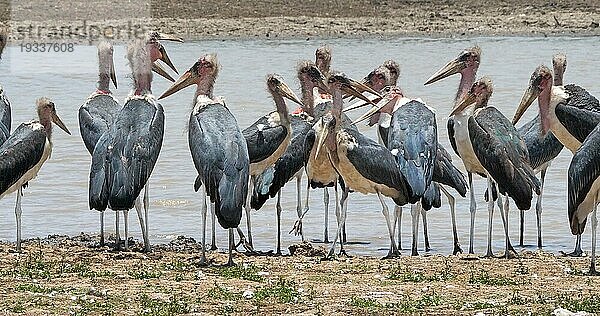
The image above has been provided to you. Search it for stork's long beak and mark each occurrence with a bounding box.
[158,45,178,74]
[352,94,399,125]
[315,121,330,159]
[513,85,539,125]
[159,70,195,100]
[51,111,71,135]
[342,78,379,106]
[348,80,381,98]
[152,62,175,82]
[449,93,477,117]
[424,58,465,85]
[156,33,184,43]
[343,96,383,113]
[110,58,118,89]
[278,81,303,106]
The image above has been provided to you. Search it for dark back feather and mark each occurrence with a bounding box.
[469,107,540,210]
[517,114,563,170]
[0,123,46,195]
[78,94,120,154]
[190,103,249,229]
[432,144,467,197]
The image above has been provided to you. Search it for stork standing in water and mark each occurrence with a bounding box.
[424,46,509,255]
[315,73,412,258]
[249,62,323,245]
[568,122,600,274]
[450,77,540,257]
[516,54,566,248]
[0,28,11,145]
[0,98,70,251]
[242,74,302,248]
[89,38,166,252]
[159,54,249,266]
[242,75,303,255]
[514,65,600,256]
[354,83,467,255]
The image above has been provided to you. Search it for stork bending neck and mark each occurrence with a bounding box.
[272,94,290,125]
[538,82,553,134]
[98,50,112,92]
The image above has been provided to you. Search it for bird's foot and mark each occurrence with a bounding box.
[381,251,401,260]
[198,256,214,267]
[560,249,587,257]
[338,249,351,258]
[588,265,600,276]
[500,249,519,259]
[453,243,463,255]
[481,250,495,259]
[425,246,432,252]
[223,259,236,267]
[289,220,304,237]
[210,244,218,251]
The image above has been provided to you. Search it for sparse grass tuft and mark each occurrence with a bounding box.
[388,263,454,282]
[138,294,191,316]
[254,278,299,304]
[217,262,264,282]
[128,261,162,279]
[349,296,379,310]
[555,292,600,313]
[15,283,65,294]
[469,269,517,286]
[208,283,239,301]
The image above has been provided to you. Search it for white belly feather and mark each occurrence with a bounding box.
[453,113,485,174]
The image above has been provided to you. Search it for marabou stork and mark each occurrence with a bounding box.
[0,98,71,252]
[88,38,166,252]
[249,62,322,246]
[515,54,566,248]
[242,72,302,254]
[241,75,303,255]
[353,85,468,255]
[0,28,11,145]
[315,73,411,258]
[451,77,540,258]
[514,65,600,256]
[424,46,482,254]
[159,54,249,266]
[568,122,600,274]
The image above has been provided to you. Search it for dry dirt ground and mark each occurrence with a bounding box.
[1,0,599,42]
[0,234,599,315]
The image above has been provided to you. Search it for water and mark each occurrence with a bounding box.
[1,37,599,257]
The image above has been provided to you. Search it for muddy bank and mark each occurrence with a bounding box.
[2,0,600,43]
[0,234,599,315]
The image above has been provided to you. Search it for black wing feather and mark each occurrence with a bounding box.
[243,113,288,164]
[190,104,249,228]
[469,107,540,210]
[568,124,600,235]
[555,104,600,144]
[447,117,459,157]
[517,114,563,170]
[78,94,120,154]
[0,123,46,194]
[432,143,467,197]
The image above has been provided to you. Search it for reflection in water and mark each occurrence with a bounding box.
[0,37,599,256]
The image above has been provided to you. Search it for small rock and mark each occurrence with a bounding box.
[590,22,599,28]
[242,290,254,299]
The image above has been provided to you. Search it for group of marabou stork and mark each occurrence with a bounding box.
[1,31,600,270]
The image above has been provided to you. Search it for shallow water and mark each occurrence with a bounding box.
[1,37,599,257]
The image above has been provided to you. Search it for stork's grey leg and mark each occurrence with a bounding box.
[100,211,105,247]
[421,208,431,252]
[296,175,304,241]
[468,172,476,254]
[245,177,254,248]
[323,187,330,243]
[123,210,129,251]
[276,191,283,256]
[440,186,462,255]
[501,194,513,259]
[143,185,150,252]
[290,179,309,238]
[328,186,348,258]
[484,177,494,258]
[536,168,546,248]
[333,181,340,244]
[394,206,402,250]
[210,202,217,251]
[411,203,421,256]
[591,206,598,275]
[200,186,208,266]
[227,228,235,267]
[378,192,399,258]
[15,187,23,252]
[519,209,525,247]
[134,196,147,251]
[338,188,349,256]
[498,193,515,253]
[115,211,120,251]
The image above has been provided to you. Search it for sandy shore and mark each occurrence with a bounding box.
[2,0,600,42]
[0,234,597,315]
